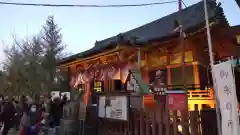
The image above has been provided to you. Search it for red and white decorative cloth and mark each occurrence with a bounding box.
[82,71,89,82]
[95,68,105,81]
[107,66,117,79]
[74,72,86,88]
[69,75,76,88]
[88,71,95,81]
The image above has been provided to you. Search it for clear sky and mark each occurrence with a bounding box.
[0,0,239,62]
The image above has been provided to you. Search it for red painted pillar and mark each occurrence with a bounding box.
[144,67,150,85]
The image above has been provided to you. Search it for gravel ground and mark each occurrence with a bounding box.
[8,131,19,135]
[2,129,19,135]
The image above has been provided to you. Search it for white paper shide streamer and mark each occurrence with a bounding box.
[213,62,239,135]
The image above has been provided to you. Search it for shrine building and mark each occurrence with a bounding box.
[58,1,234,111]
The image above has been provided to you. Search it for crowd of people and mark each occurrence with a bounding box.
[0,93,68,135]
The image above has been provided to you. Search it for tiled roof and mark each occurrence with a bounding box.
[59,0,225,65]
[230,25,240,35]
[236,0,240,8]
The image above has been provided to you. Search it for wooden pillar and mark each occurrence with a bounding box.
[146,114,150,135]
[135,115,139,135]
[144,52,149,84]
[189,111,199,135]
[84,80,91,105]
[181,95,189,135]
[172,110,178,135]
[167,66,172,90]
[158,105,163,135]
[165,97,170,135]
[151,112,156,135]
[67,67,71,91]
[140,109,144,135]
[144,68,150,85]
[193,62,200,86]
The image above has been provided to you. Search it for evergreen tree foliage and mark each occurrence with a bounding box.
[1,15,70,96]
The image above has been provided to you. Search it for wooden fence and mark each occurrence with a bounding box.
[96,105,218,135]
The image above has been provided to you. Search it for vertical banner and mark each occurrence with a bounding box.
[213,62,240,135]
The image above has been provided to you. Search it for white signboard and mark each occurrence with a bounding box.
[106,96,127,120]
[51,91,60,100]
[98,96,106,118]
[61,92,70,101]
[98,96,128,121]
[213,62,240,135]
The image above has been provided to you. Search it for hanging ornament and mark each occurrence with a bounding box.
[69,75,77,88]
[107,66,116,79]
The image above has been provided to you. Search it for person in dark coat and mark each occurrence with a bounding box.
[60,95,67,119]
[51,97,62,127]
[0,96,16,135]
[0,95,3,112]
[0,95,4,131]
[14,100,21,131]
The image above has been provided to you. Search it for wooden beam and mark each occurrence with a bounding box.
[58,45,134,68]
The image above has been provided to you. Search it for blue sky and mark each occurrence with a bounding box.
[0,0,239,62]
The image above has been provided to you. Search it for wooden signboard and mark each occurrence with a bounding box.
[149,55,167,67]
[170,51,193,64]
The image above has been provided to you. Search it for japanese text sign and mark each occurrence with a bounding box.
[213,62,240,135]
